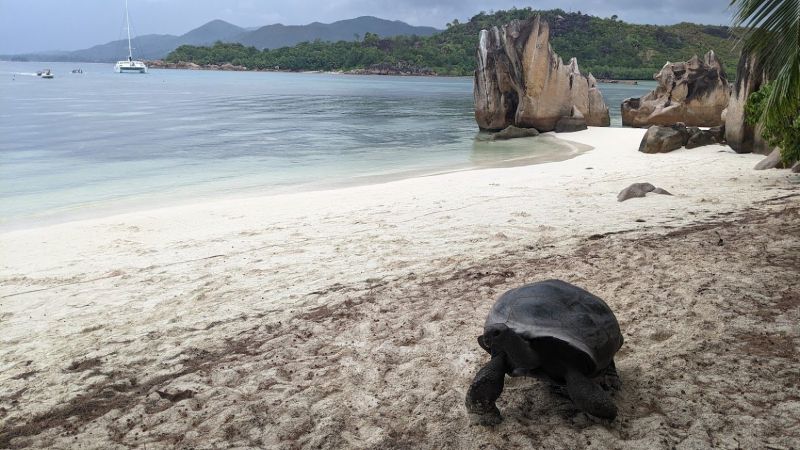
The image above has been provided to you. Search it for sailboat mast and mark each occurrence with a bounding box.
[125,0,133,60]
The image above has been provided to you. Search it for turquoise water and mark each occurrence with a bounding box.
[600,80,658,127]
[0,61,653,229]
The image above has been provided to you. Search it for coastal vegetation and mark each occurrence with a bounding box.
[735,0,800,164]
[165,8,743,79]
[746,82,800,163]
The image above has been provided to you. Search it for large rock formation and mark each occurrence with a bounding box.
[723,53,772,154]
[474,16,610,132]
[621,51,730,127]
[554,106,588,133]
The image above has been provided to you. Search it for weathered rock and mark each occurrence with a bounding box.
[621,51,730,127]
[639,126,685,154]
[652,188,673,196]
[491,125,540,140]
[792,161,800,173]
[686,130,718,149]
[617,183,655,201]
[349,62,436,76]
[617,183,673,202]
[672,123,691,146]
[754,148,785,170]
[474,16,610,132]
[725,53,773,154]
[554,106,588,133]
[708,125,725,143]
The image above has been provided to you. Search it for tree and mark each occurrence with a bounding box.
[362,32,380,47]
[731,0,800,163]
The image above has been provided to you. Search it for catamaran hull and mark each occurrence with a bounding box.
[115,64,147,74]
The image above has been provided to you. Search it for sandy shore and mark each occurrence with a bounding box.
[1,127,798,448]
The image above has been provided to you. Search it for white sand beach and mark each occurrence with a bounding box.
[1,127,798,448]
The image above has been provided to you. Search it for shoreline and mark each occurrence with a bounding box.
[143,61,650,81]
[2,60,651,83]
[1,127,798,447]
[0,133,590,234]
[144,60,443,77]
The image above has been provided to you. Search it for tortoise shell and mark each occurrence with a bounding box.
[485,279,623,376]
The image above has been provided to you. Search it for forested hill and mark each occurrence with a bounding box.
[166,8,742,79]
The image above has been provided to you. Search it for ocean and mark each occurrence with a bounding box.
[0,61,654,229]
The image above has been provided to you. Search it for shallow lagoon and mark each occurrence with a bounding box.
[0,61,654,228]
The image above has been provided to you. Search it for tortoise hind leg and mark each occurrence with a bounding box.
[465,353,509,426]
[565,367,618,420]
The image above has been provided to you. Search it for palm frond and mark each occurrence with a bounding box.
[730,0,800,139]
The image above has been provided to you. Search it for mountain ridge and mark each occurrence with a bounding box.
[3,16,439,62]
[164,8,744,79]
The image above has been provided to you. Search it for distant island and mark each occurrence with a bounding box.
[2,16,439,63]
[160,9,742,79]
[4,8,743,80]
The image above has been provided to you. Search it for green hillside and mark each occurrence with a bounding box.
[166,8,743,79]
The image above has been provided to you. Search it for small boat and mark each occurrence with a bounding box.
[114,0,147,74]
[39,69,54,79]
[71,68,84,74]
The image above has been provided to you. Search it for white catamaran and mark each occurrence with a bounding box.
[114,0,147,74]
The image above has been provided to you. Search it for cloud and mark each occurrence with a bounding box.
[0,0,734,54]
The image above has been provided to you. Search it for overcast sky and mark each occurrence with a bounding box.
[0,0,734,54]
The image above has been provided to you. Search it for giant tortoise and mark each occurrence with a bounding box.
[465,279,624,425]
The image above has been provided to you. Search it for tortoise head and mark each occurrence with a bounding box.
[480,323,542,369]
[479,323,512,351]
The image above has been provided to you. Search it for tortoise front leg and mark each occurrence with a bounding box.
[465,353,509,425]
[565,367,618,420]
[599,360,622,391]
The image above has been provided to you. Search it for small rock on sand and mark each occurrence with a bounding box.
[491,125,539,141]
[754,148,784,170]
[618,183,673,202]
[652,187,672,196]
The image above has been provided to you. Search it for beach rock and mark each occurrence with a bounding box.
[220,63,247,71]
[639,126,685,154]
[708,125,725,143]
[349,62,436,76]
[554,106,588,133]
[686,130,718,149]
[621,51,730,127]
[725,53,773,154]
[754,148,785,170]
[652,188,673,196]
[491,125,540,140]
[474,16,611,132]
[618,183,655,201]
[618,183,673,202]
[672,123,692,146]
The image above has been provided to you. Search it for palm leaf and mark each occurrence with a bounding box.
[730,0,799,130]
